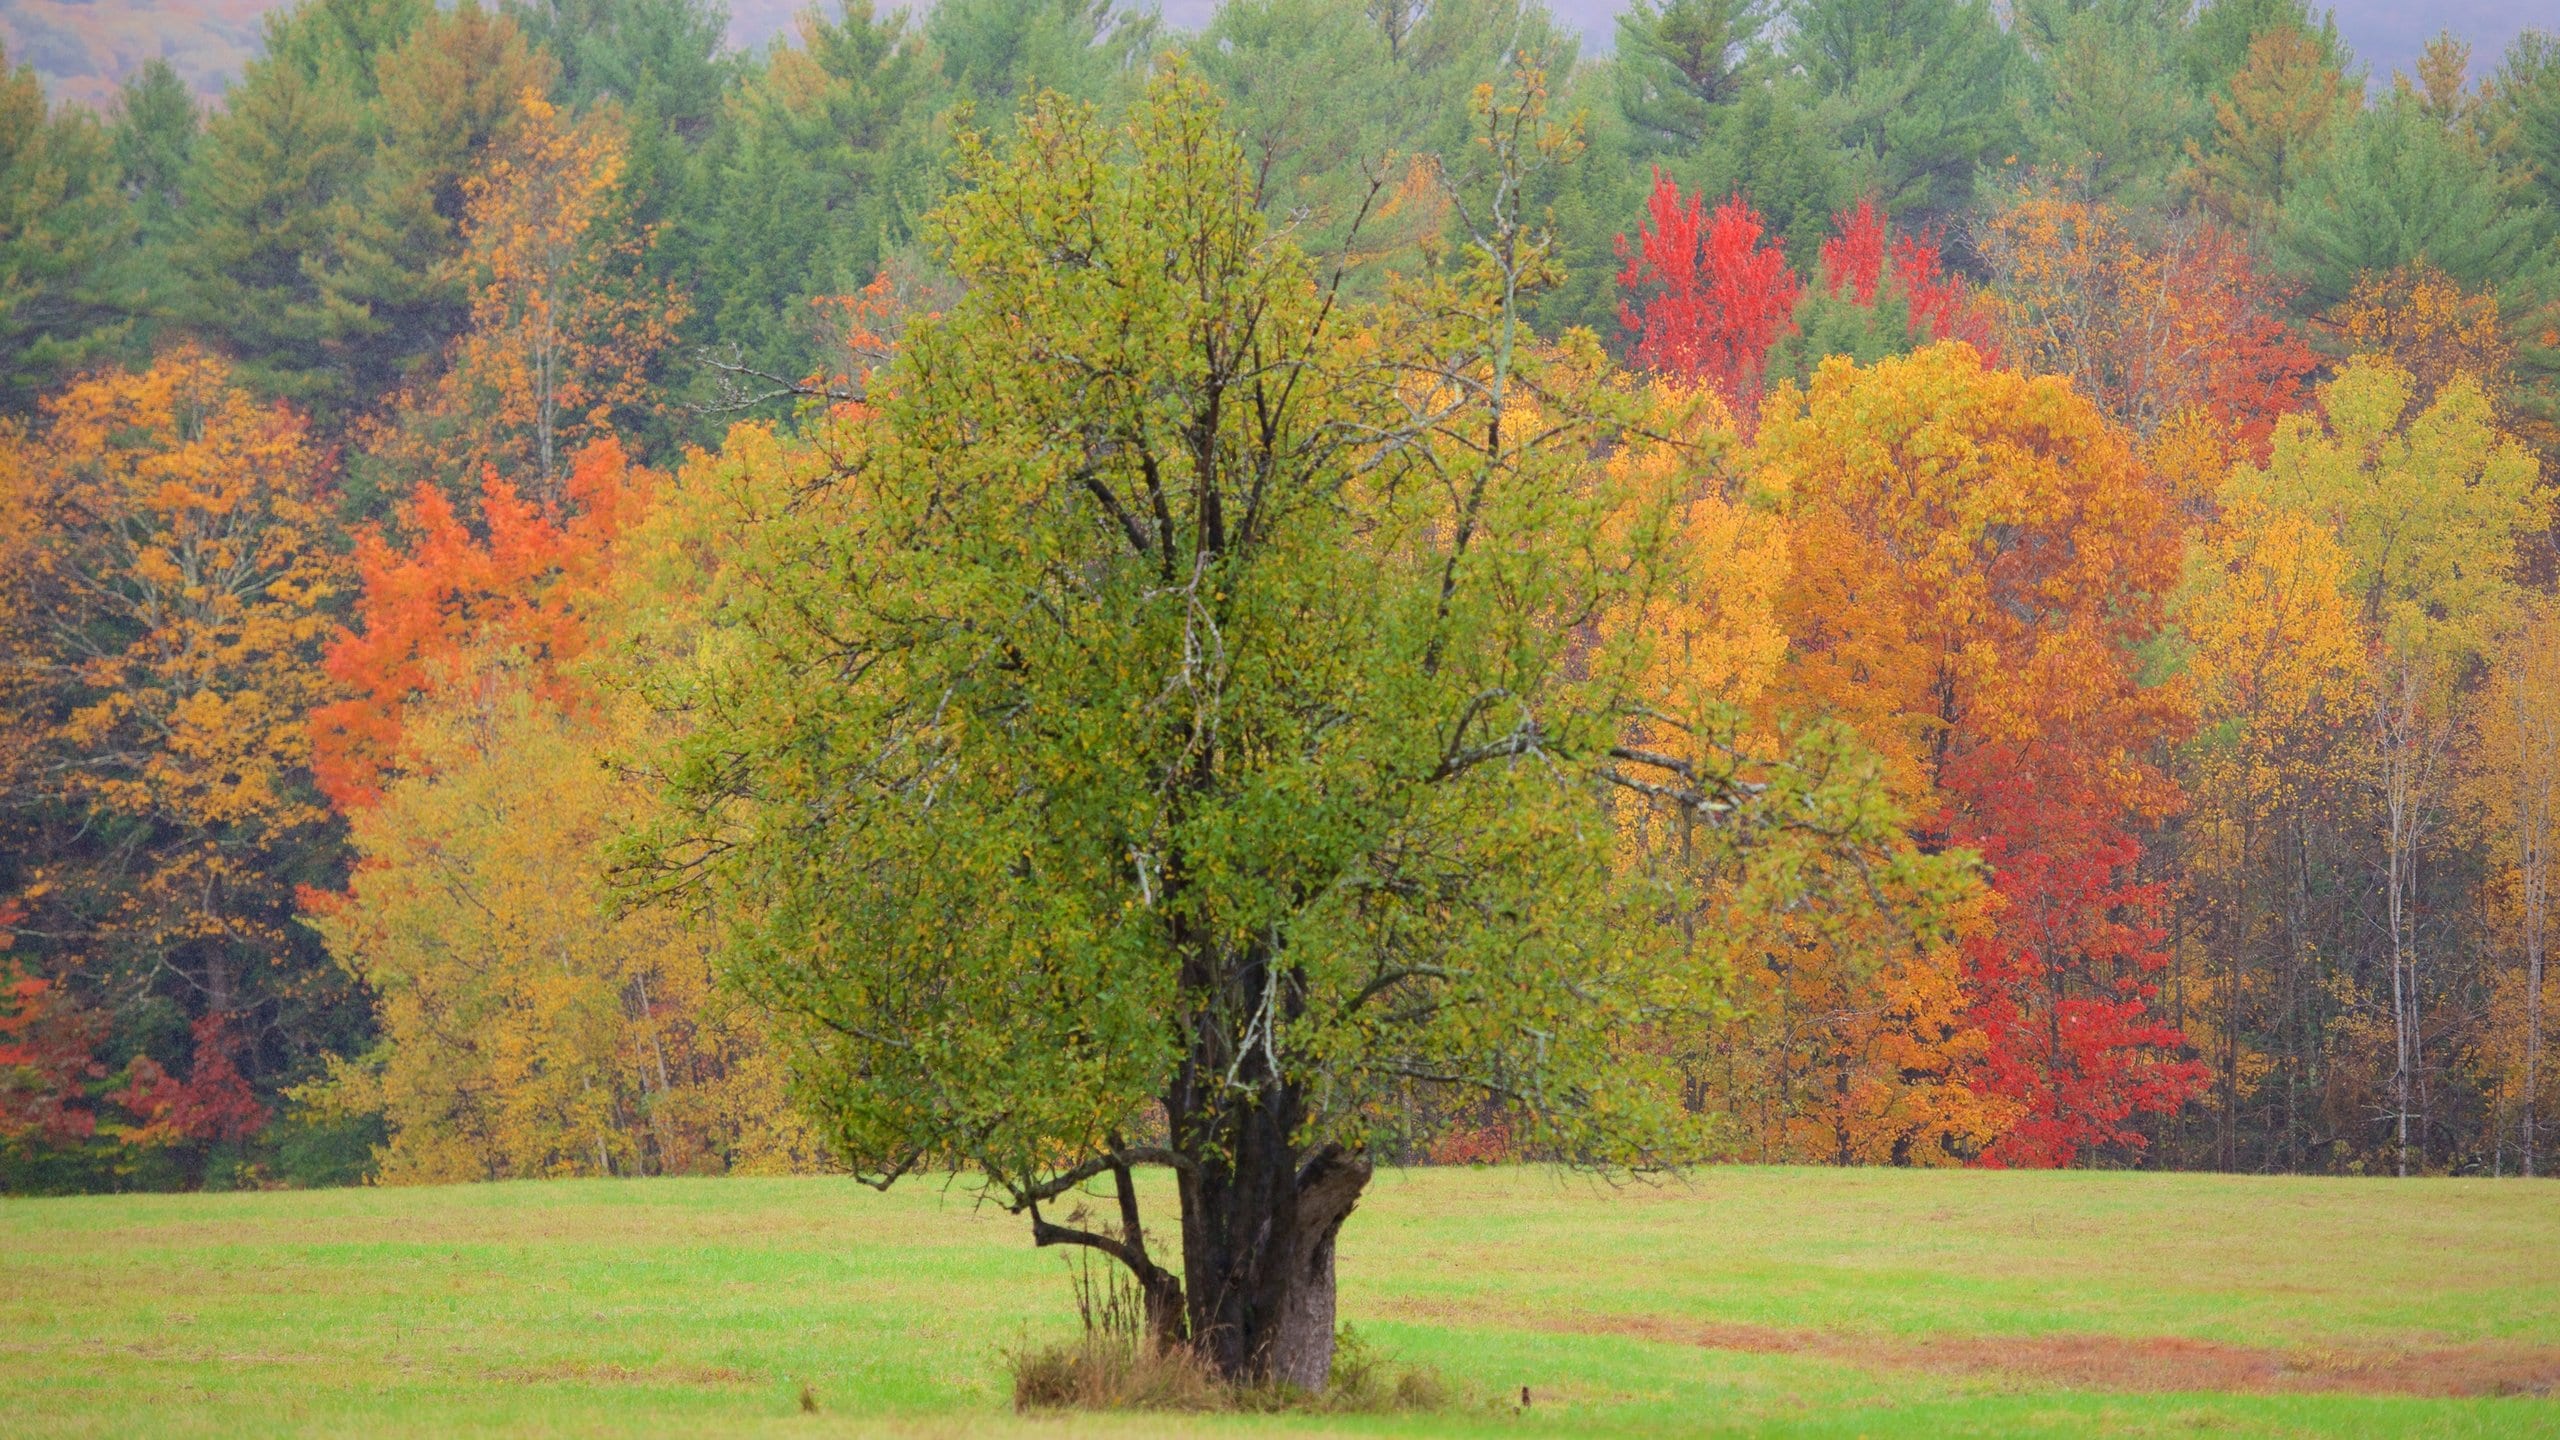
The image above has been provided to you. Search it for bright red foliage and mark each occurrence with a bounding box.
[1943,747,2205,1167]
[1819,199,1888,306]
[310,437,656,810]
[1892,229,1999,358]
[1617,173,1801,412]
[1818,199,1999,358]
[115,1013,269,1146]
[2167,223,2315,458]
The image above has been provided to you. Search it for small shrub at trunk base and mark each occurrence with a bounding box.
[1281,1326,1451,1413]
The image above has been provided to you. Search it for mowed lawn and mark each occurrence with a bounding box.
[4,1167,2557,1438]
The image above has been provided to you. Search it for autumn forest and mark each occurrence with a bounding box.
[2,0,2559,1216]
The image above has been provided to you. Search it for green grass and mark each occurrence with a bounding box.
[4,1166,2557,1437]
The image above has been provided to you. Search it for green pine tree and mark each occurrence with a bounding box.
[169,0,431,418]
[318,3,556,413]
[509,0,733,130]
[2279,91,2554,314]
[260,0,436,98]
[110,60,197,252]
[2487,32,2560,213]
[1683,79,1859,266]
[1613,0,1768,159]
[1780,0,2024,222]
[1192,0,1403,249]
[2016,0,2200,204]
[924,0,1156,122]
[2181,0,2349,97]
[673,0,942,418]
[0,44,133,412]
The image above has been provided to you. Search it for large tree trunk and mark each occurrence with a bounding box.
[1262,1146,1370,1391]
[1174,1105,1372,1389]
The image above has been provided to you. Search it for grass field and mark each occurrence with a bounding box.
[4,1166,2557,1437]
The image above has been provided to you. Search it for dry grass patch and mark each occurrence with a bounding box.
[1008,1257,1451,1414]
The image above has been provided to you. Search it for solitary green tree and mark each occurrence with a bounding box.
[650,64,1935,1388]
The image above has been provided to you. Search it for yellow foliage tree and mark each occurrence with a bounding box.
[2474,599,2560,1177]
[2175,486,2370,1168]
[2329,261,2557,456]
[1756,342,2199,1168]
[2229,357,2545,1173]
[0,349,352,1179]
[2,349,344,1010]
[313,655,813,1183]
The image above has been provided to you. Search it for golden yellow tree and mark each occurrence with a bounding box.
[1759,342,2201,1168]
[2230,358,2544,1173]
[2329,261,2557,456]
[1609,378,2004,1165]
[308,420,826,1183]
[2176,482,2370,1168]
[313,650,812,1183]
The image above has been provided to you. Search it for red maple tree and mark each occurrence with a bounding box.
[1617,173,1801,413]
[1942,746,2204,1167]
[0,904,106,1148]
[1769,344,2205,1168]
[1819,199,1999,358]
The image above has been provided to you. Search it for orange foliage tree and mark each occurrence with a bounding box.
[1759,343,2205,1167]
[311,436,657,810]
[1611,380,2006,1165]
[304,422,821,1180]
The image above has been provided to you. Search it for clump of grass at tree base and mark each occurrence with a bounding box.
[1008,1249,1454,1414]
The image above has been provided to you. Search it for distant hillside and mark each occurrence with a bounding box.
[2,0,2551,108]
[0,0,271,107]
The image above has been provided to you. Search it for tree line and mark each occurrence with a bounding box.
[1,0,2557,1199]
